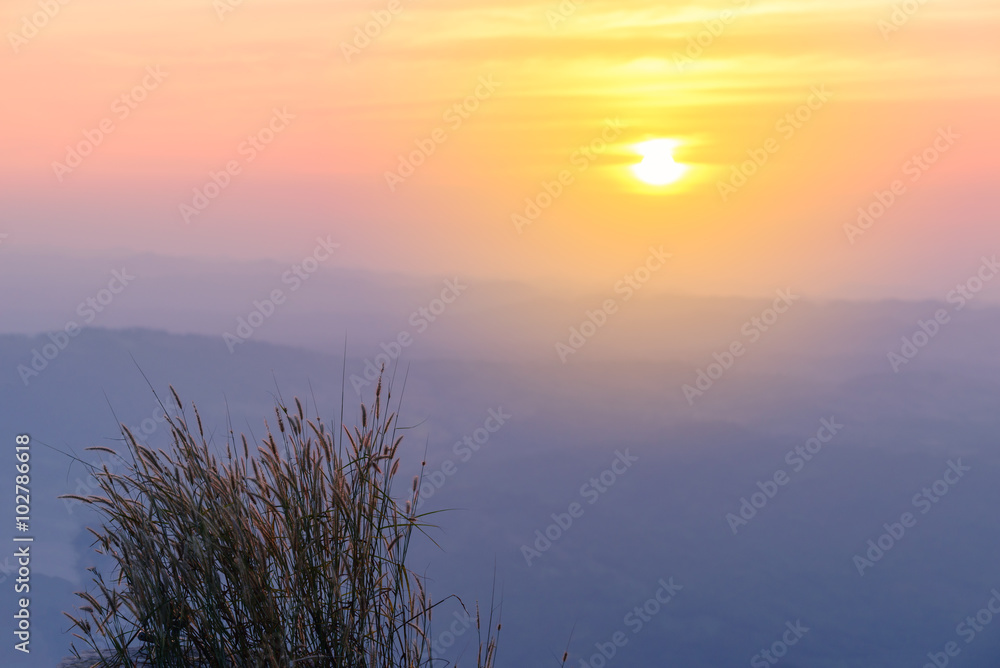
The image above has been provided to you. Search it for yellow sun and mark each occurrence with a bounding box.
[631,139,688,186]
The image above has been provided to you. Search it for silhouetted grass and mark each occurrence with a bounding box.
[61,374,500,667]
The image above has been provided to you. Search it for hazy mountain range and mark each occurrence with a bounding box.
[1,252,998,666]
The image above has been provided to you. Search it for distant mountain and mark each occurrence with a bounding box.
[3,250,999,369]
[0,293,998,665]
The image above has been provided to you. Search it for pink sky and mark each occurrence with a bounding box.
[1,0,997,299]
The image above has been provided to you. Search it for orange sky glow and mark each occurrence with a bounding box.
[1,0,997,299]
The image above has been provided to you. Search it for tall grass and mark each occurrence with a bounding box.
[61,375,500,667]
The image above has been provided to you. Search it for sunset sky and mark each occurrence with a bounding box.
[2,0,997,299]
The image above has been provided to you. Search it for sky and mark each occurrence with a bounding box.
[1,0,997,299]
[1,6,999,663]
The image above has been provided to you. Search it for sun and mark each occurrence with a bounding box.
[631,139,688,186]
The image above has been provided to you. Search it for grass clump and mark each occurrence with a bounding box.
[61,375,500,667]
